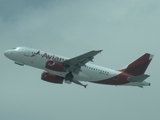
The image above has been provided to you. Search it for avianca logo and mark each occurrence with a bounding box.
[31,51,65,62]
[31,51,40,57]
[42,53,65,62]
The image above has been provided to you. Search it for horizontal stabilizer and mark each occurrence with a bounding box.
[127,74,150,82]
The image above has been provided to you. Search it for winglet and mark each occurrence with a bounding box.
[98,50,103,53]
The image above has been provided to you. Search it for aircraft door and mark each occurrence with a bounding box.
[24,48,34,64]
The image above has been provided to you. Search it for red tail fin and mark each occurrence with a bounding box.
[123,53,153,76]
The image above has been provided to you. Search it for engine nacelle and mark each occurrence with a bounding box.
[45,60,65,71]
[41,72,63,84]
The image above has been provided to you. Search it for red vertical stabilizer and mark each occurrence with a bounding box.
[122,53,154,76]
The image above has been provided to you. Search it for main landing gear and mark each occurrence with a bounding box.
[65,72,87,88]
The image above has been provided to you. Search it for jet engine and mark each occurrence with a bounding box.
[45,60,65,71]
[41,72,64,84]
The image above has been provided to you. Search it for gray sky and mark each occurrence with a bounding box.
[0,0,160,120]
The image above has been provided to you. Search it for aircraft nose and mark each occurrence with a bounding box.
[4,50,12,58]
[4,50,8,57]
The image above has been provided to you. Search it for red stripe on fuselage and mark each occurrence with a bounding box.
[91,72,132,85]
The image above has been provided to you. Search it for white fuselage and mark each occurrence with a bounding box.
[4,47,150,87]
[7,47,119,81]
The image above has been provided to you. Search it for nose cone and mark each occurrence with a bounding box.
[4,50,14,60]
[4,50,11,58]
[4,48,20,62]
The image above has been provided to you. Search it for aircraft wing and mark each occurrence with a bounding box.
[63,50,102,73]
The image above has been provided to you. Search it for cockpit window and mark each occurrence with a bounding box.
[12,48,16,49]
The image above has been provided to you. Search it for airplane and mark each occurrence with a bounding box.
[4,47,154,88]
